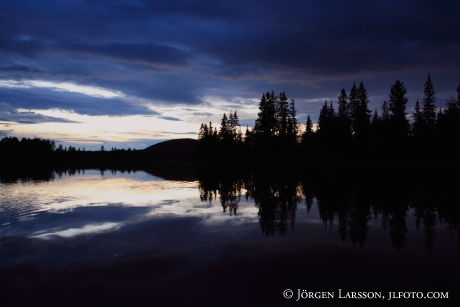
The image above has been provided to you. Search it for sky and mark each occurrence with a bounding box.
[1,0,459,149]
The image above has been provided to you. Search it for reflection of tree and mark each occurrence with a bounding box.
[198,177,219,202]
[315,182,371,247]
[219,178,242,216]
[298,170,447,250]
[414,205,437,252]
[348,205,371,247]
[384,208,408,251]
[423,208,437,252]
[195,168,460,250]
[198,174,242,215]
[379,189,409,251]
[433,179,460,248]
[0,167,55,183]
[246,175,300,236]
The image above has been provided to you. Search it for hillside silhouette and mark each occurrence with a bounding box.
[144,138,198,159]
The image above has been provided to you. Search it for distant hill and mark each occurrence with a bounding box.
[143,138,198,159]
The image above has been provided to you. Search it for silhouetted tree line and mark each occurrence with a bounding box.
[198,91,299,160]
[197,167,460,251]
[199,75,460,163]
[0,135,158,169]
[2,74,459,169]
[0,136,55,154]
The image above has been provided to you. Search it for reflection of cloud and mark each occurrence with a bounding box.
[31,222,122,239]
[0,171,261,239]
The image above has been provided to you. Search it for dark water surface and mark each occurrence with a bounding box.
[1,168,459,306]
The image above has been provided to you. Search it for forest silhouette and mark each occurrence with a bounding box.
[1,74,459,246]
[0,76,460,305]
[198,74,460,164]
[1,74,460,168]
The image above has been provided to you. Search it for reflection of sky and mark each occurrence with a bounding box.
[1,170,458,251]
[0,170,259,239]
[1,170,460,275]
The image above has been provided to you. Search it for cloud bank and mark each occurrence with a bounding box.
[0,0,459,148]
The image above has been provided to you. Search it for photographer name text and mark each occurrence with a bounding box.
[282,289,449,301]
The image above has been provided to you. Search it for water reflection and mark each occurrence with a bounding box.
[1,167,459,307]
[1,167,459,252]
[0,169,260,241]
[199,176,244,216]
[196,169,460,251]
[0,170,196,239]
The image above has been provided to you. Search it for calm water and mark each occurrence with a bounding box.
[1,169,459,306]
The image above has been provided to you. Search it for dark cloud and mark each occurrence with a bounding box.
[0,87,157,116]
[1,64,42,73]
[0,102,76,124]
[2,1,459,74]
[108,76,205,105]
[159,116,182,122]
[66,42,191,67]
[192,112,213,117]
[0,37,46,57]
[0,0,459,133]
[200,1,460,78]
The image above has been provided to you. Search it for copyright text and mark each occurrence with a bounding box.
[282,289,449,301]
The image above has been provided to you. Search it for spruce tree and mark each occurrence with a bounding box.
[337,88,349,121]
[229,110,241,142]
[382,100,390,121]
[254,91,277,140]
[305,115,313,135]
[219,113,230,143]
[352,82,371,139]
[337,88,351,139]
[244,126,252,145]
[318,101,336,139]
[412,99,423,136]
[389,80,408,122]
[276,91,289,138]
[287,98,298,143]
[422,74,437,126]
[389,80,409,138]
[198,123,209,141]
[318,101,329,133]
[348,82,359,137]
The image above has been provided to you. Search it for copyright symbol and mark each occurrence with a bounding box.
[283,289,294,299]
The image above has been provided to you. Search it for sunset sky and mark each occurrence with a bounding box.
[1,0,459,149]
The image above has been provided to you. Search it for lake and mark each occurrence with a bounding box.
[1,168,459,306]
